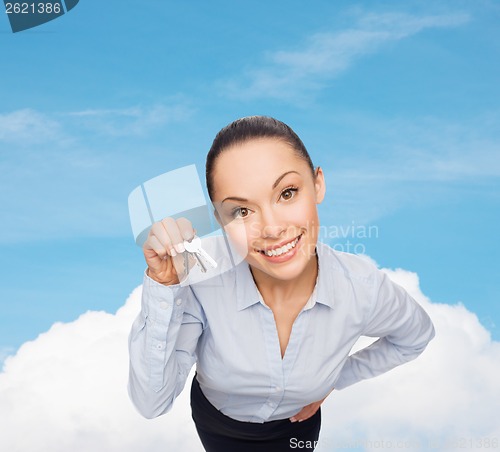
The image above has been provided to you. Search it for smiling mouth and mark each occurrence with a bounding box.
[255,234,302,257]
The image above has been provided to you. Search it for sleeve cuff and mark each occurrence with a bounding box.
[141,268,187,322]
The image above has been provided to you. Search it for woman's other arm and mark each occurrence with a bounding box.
[334,271,435,390]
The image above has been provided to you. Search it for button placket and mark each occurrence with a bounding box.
[282,310,311,387]
[254,305,286,421]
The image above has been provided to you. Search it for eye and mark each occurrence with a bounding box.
[280,186,298,201]
[232,207,250,218]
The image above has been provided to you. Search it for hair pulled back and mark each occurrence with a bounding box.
[205,116,315,200]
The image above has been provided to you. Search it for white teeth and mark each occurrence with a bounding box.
[262,235,300,257]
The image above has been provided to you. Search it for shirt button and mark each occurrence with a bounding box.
[156,343,164,350]
[175,299,182,306]
[159,301,169,310]
[275,386,281,392]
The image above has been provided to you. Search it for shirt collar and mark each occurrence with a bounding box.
[235,261,262,311]
[307,242,335,310]
[235,241,335,312]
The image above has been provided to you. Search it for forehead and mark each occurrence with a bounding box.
[211,138,309,200]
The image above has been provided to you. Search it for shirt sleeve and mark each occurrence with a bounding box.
[333,271,435,390]
[127,269,206,418]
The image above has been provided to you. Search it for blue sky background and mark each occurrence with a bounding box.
[1,0,499,360]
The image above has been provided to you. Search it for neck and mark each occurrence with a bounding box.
[250,250,318,307]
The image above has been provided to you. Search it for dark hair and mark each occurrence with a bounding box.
[206,116,315,200]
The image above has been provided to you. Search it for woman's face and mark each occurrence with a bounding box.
[212,138,325,282]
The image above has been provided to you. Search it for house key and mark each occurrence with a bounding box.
[183,236,218,273]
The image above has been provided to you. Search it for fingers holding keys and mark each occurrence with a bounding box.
[160,217,185,255]
[143,217,196,285]
[149,222,174,258]
[175,217,197,244]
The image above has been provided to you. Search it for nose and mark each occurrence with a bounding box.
[259,207,286,239]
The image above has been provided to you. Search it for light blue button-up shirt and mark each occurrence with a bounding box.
[128,240,435,423]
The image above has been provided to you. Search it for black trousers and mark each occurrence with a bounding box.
[190,373,321,452]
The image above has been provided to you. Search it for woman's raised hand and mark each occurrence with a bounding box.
[143,217,196,285]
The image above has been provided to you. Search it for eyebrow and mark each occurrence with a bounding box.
[221,170,300,204]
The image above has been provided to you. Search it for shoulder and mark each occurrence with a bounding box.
[316,241,381,287]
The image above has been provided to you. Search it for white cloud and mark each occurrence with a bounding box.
[317,112,500,226]
[67,102,194,136]
[0,287,204,452]
[221,12,469,101]
[337,113,500,181]
[0,347,15,368]
[0,263,498,452]
[0,101,193,149]
[0,109,66,145]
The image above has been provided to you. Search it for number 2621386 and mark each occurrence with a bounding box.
[5,2,62,14]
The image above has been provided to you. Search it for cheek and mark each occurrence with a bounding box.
[304,203,320,227]
[223,222,253,257]
[286,196,319,227]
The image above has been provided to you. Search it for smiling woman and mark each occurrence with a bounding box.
[127,116,435,452]
[210,136,324,287]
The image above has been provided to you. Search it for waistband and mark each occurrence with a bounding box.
[190,373,321,441]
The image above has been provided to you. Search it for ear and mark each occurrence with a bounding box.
[314,167,326,204]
